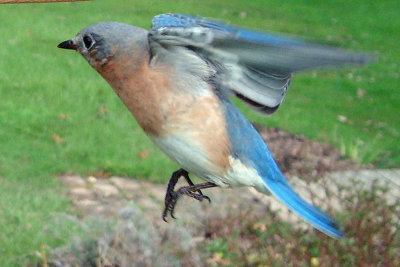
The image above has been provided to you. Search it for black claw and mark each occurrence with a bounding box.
[162,169,217,222]
[171,210,176,219]
[162,214,168,222]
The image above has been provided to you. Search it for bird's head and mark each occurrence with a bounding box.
[58,22,148,71]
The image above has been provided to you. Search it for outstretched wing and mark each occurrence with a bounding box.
[149,13,374,114]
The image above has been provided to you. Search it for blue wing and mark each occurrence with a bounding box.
[152,13,305,47]
[150,13,374,115]
[220,98,343,238]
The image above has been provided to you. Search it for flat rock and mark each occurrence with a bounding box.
[69,187,95,199]
[93,183,119,197]
[74,199,99,207]
[110,176,141,191]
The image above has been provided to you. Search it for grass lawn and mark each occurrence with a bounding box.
[0,0,398,265]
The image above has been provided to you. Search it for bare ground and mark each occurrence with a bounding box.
[48,127,400,267]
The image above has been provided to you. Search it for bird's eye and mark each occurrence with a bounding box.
[83,35,94,49]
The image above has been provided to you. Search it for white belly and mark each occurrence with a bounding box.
[150,134,227,186]
[150,134,265,190]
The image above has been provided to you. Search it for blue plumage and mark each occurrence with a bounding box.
[153,13,305,47]
[152,14,200,29]
[220,97,343,238]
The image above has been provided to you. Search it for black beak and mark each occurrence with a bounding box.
[57,40,78,50]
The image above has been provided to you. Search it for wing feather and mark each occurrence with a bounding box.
[149,13,374,114]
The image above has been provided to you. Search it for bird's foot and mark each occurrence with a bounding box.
[162,185,212,221]
[162,169,215,222]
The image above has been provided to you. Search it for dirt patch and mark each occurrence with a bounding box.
[257,126,367,181]
[48,128,400,267]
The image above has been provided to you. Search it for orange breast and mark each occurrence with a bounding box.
[98,56,170,135]
[98,56,231,173]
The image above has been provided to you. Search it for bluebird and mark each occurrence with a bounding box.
[58,13,374,238]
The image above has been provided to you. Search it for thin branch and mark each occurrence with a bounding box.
[0,0,92,4]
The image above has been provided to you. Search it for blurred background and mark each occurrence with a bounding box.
[0,0,399,266]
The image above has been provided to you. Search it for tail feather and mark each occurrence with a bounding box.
[262,174,343,239]
[219,97,343,238]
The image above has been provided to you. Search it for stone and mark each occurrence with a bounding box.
[59,175,86,187]
[110,176,140,191]
[87,176,97,183]
[93,183,119,197]
[146,186,167,202]
[74,199,98,207]
[135,197,160,210]
[69,187,95,199]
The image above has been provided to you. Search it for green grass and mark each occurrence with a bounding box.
[0,0,399,265]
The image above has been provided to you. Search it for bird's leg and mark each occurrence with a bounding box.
[165,169,208,202]
[181,170,208,199]
[162,169,216,222]
[163,169,195,221]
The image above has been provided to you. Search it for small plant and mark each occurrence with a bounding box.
[333,127,383,165]
[199,182,400,266]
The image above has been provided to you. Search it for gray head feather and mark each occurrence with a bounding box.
[71,22,148,67]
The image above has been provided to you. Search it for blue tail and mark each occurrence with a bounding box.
[261,172,343,238]
[221,98,343,238]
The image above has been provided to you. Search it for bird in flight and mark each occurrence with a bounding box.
[58,13,374,239]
